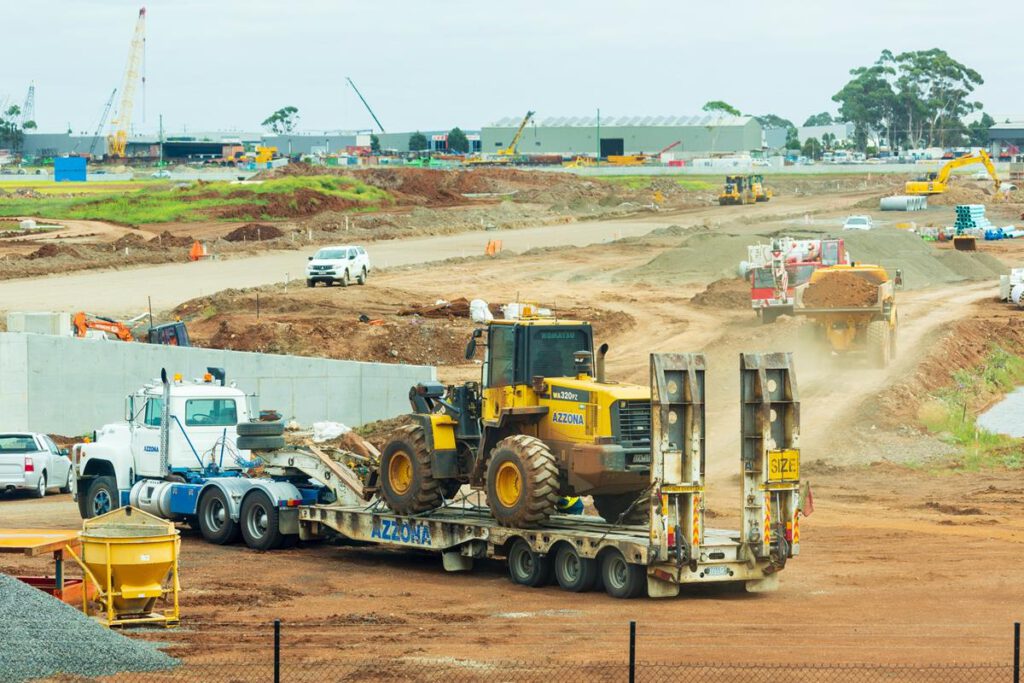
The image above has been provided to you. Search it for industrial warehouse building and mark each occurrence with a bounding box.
[989,121,1024,158]
[481,114,764,157]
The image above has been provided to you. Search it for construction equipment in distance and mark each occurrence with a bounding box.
[378,305,652,528]
[794,264,900,368]
[719,174,771,205]
[107,7,146,158]
[743,237,849,323]
[72,311,190,346]
[89,89,117,159]
[345,77,385,133]
[905,150,1001,196]
[998,268,1024,308]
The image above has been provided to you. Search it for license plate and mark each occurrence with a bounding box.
[631,453,651,464]
[705,565,729,577]
[767,449,799,482]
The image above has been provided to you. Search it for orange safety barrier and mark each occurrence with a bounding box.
[485,239,503,256]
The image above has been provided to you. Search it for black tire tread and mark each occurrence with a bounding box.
[380,425,442,514]
[487,435,559,528]
[237,421,285,437]
[237,435,286,451]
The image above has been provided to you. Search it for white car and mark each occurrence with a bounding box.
[151,169,172,179]
[843,215,874,231]
[0,432,73,498]
[306,245,371,287]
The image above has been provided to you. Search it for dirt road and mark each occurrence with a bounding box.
[0,193,865,315]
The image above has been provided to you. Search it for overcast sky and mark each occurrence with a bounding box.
[4,0,1022,135]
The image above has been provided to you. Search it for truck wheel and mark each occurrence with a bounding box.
[339,270,350,287]
[507,539,551,588]
[486,435,559,528]
[592,493,648,525]
[237,435,286,451]
[81,476,118,518]
[306,279,315,288]
[601,549,646,599]
[198,488,240,545]
[31,472,47,499]
[240,491,285,551]
[237,421,285,437]
[357,267,367,285]
[59,469,72,494]
[379,425,442,514]
[554,544,599,592]
[867,320,891,368]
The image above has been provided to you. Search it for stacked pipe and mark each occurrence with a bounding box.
[880,195,928,211]
[954,204,991,230]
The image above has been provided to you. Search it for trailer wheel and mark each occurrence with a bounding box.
[486,435,559,528]
[592,493,648,525]
[81,476,118,518]
[240,491,286,551]
[379,425,442,514]
[554,544,599,592]
[601,549,646,599]
[507,539,551,588]
[237,421,285,437]
[867,320,891,368]
[198,488,240,545]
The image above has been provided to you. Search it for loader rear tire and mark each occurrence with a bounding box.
[486,435,559,528]
[867,320,891,368]
[592,493,648,525]
[379,425,442,515]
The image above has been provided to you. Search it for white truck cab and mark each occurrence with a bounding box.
[306,245,370,287]
[73,369,251,518]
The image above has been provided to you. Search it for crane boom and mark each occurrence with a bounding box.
[107,7,146,158]
[346,77,385,133]
[89,89,117,158]
[498,110,535,156]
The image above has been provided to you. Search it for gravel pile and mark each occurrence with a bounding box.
[0,572,178,682]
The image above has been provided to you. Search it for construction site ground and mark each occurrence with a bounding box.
[2,173,1023,672]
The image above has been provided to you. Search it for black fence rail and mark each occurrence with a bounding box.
[3,621,1020,683]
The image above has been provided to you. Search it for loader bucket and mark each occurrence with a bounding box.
[953,235,977,251]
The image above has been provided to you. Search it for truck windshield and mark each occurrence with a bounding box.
[0,435,37,453]
[314,249,346,260]
[753,268,775,288]
[528,327,592,379]
[185,399,238,427]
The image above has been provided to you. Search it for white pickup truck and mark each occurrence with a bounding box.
[0,432,73,498]
[306,245,371,287]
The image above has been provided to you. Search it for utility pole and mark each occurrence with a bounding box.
[158,114,163,167]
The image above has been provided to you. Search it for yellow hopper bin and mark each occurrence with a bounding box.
[68,506,181,628]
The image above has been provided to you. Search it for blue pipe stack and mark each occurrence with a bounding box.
[954,204,992,231]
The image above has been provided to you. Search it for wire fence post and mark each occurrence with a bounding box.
[274,619,281,683]
[1014,621,1020,683]
[626,622,634,683]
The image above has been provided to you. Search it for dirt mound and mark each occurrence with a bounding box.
[155,230,196,247]
[804,271,879,308]
[26,243,80,259]
[398,297,503,318]
[690,277,750,309]
[111,233,151,250]
[926,183,993,206]
[223,223,284,242]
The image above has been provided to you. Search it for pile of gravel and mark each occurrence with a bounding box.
[0,572,178,682]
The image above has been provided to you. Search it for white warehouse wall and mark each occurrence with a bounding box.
[0,332,434,435]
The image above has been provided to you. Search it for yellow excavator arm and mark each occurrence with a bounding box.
[907,150,1001,195]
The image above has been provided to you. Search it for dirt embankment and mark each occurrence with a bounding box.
[803,271,880,307]
[690,277,750,309]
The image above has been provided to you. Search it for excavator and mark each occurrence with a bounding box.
[905,150,1001,196]
[72,312,190,346]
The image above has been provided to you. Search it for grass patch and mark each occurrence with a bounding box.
[918,345,1024,470]
[0,175,393,224]
[596,176,717,191]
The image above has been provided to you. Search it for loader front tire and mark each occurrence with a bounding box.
[486,435,559,528]
[379,425,442,515]
[867,320,891,369]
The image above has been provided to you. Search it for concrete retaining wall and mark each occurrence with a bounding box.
[0,332,434,435]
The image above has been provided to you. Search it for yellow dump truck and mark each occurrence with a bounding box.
[794,264,899,367]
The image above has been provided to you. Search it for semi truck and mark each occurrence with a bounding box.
[71,353,804,599]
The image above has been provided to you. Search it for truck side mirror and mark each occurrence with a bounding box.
[125,395,134,422]
[465,338,477,360]
[894,269,904,288]
[307,256,313,261]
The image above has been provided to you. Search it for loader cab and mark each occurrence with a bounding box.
[483,320,594,390]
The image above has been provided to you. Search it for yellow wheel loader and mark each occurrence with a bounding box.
[378,309,651,528]
[719,174,771,205]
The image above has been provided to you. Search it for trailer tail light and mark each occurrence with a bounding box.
[280,499,301,508]
[24,457,34,473]
[784,522,794,542]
